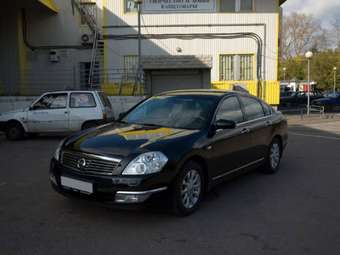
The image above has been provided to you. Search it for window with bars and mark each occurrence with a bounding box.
[125,0,138,13]
[220,0,254,12]
[240,55,254,80]
[124,55,138,81]
[219,54,254,81]
[219,55,235,81]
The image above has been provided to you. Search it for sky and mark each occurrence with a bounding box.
[282,0,340,25]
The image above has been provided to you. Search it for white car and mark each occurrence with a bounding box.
[0,90,114,140]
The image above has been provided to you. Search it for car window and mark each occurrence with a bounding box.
[98,92,112,108]
[70,93,96,108]
[261,101,273,116]
[215,96,244,124]
[32,93,67,110]
[239,96,265,121]
[122,95,218,130]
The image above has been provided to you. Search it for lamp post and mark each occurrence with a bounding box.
[134,0,142,88]
[333,67,337,94]
[305,51,313,115]
[283,67,287,82]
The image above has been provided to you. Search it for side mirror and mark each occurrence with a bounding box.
[214,119,236,130]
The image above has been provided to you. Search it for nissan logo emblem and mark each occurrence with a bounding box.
[77,158,87,169]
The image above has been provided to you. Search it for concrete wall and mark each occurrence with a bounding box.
[0,96,145,118]
[0,0,96,95]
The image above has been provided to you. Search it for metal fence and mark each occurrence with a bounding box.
[0,68,145,96]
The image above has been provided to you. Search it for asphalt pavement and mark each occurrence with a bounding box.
[0,125,340,255]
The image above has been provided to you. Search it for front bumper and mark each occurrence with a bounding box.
[50,158,171,205]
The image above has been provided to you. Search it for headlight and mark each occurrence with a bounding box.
[122,152,168,175]
[54,139,66,161]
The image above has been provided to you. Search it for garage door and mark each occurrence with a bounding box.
[150,69,210,95]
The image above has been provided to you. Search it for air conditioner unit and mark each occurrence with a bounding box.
[49,50,60,63]
[81,33,94,45]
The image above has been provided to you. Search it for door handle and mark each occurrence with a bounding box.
[64,111,69,114]
[265,120,273,126]
[240,128,250,134]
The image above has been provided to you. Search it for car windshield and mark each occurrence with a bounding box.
[122,95,218,130]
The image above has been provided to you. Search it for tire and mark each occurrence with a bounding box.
[6,122,25,141]
[171,161,204,216]
[82,121,97,130]
[262,138,282,174]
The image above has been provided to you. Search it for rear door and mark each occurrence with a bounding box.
[68,92,99,131]
[27,93,69,132]
[97,92,114,120]
[238,95,270,161]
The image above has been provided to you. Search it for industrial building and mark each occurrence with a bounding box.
[0,0,286,105]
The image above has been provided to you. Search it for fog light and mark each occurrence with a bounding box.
[50,174,57,185]
[115,193,151,204]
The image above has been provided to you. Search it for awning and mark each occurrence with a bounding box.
[38,0,59,13]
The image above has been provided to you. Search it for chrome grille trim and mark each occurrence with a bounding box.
[61,151,121,176]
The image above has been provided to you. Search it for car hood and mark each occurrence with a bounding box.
[0,109,26,120]
[64,122,199,158]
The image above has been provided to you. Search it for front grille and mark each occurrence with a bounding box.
[61,151,121,176]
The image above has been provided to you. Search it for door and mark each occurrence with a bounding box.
[150,69,209,95]
[27,93,69,132]
[238,95,270,161]
[207,96,253,179]
[69,92,99,131]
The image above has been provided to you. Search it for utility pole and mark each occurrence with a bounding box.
[305,51,313,116]
[333,67,337,94]
[135,0,143,91]
[283,67,287,82]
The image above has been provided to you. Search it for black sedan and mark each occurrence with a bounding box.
[312,93,340,112]
[50,90,288,216]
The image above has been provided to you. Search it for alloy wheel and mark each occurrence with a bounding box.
[181,169,202,209]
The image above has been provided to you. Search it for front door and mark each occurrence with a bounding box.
[207,96,253,179]
[27,93,69,132]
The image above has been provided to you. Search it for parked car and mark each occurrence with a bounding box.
[50,89,288,216]
[280,91,324,108]
[0,90,114,140]
[312,93,340,112]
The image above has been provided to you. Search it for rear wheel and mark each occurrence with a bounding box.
[262,138,282,174]
[171,161,204,216]
[6,122,25,141]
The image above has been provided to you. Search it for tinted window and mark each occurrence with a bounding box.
[261,101,273,116]
[123,95,217,130]
[33,93,67,110]
[70,93,96,108]
[216,96,244,123]
[240,96,265,120]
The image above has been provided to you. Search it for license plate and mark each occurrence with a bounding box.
[61,176,93,194]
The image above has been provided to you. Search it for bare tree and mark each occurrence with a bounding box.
[331,19,340,49]
[281,12,330,59]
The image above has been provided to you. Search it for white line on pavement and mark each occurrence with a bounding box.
[289,132,340,141]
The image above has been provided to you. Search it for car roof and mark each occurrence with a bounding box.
[158,89,247,97]
[42,90,102,94]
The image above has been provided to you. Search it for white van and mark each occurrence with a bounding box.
[0,91,114,140]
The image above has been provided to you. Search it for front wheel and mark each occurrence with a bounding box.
[171,161,204,216]
[262,138,282,174]
[6,122,25,141]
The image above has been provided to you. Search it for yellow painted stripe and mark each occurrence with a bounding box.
[212,80,280,105]
[38,0,59,13]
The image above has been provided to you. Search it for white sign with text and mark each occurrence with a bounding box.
[142,0,216,13]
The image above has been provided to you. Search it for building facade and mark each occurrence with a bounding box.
[0,0,286,105]
[102,0,286,104]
